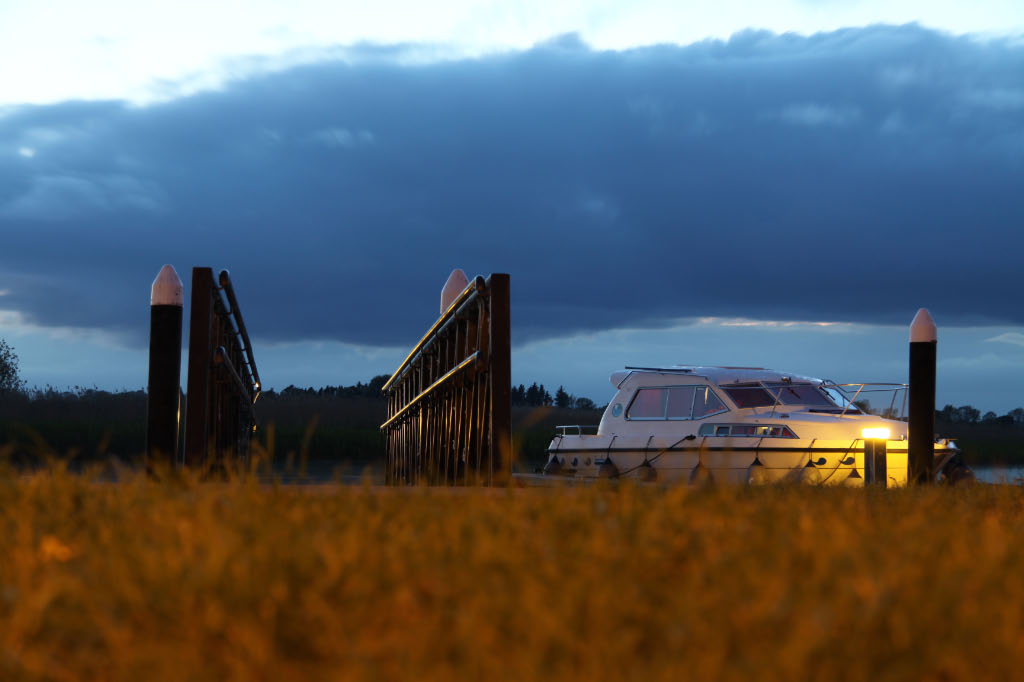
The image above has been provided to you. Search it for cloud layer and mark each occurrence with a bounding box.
[1,24,1022,347]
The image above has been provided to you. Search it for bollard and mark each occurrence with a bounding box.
[862,428,889,487]
[146,265,184,467]
[908,308,937,484]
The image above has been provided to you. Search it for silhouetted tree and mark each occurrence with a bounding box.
[554,386,572,408]
[955,405,981,424]
[0,339,24,393]
[525,382,542,406]
[368,374,389,394]
[937,404,982,424]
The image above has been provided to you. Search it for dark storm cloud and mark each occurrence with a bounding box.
[0,24,1022,347]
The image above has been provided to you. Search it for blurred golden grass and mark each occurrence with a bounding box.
[2,465,1023,681]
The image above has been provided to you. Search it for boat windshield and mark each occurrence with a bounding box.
[723,383,837,409]
[765,383,836,407]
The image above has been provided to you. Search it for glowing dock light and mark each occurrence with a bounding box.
[862,427,890,487]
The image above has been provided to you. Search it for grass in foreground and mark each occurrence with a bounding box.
[1,466,1023,681]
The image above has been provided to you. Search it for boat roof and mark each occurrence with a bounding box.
[612,365,823,388]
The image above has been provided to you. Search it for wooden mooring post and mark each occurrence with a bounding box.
[146,265,184,466]
[908,308,937,484]
[381,271,511,486]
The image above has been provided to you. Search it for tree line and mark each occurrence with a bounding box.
[2,336,601,410]
[937,404,1024,426]
[270,375,391,399]
[271,378,599,409]
[3,338,1018,420]
[510,383,598,410]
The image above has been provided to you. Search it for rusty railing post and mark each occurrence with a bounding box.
[183,267,215,467]
[488,273,511,485]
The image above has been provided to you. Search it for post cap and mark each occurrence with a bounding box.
[151,265,184,306]
[440,268,469,314]
[910,308,937,343]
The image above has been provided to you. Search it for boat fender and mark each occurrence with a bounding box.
[543,456,563,476]
[639,459,657,482]
[798,464,824,485]
[747,458,769,486]
[939,454,976,487]
[811,457,827,467]
[599,456,619,478]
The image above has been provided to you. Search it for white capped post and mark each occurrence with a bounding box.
[146,265,184,468]
[908,308,937,484]
[440,268,469,315]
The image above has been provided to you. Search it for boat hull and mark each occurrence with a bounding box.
[546,434,959,487]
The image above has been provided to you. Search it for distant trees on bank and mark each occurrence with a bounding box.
[2,333,1015,422]
[938,404,1024,426]
[510,383,598,410]
[269,375,390,399]
[270,377,599,410]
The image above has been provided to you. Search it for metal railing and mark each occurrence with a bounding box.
[381,273,510,485]
[183,268,261,467]
[821,382,909,421]
[554,425,600,436]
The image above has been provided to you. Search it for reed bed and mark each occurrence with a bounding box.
[1,465,1022,681]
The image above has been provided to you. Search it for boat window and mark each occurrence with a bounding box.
[723,385,775,408]
[626,388,667,419]
[626,386,710,420]
[666,387,696,419]
[692,386,728,418]
[765,383,835,407]
[698,423,799,438]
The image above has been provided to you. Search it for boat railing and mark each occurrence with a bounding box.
[555,425,600,436]
[723,380,909,421]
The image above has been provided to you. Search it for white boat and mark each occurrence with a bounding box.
[544,366,964,486]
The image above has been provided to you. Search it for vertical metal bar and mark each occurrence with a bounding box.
[385,390,392,484]
[399,381,405,483]
[465,307,479,483]
[417,361,425,482]
[477,292,491,479]
[453,319,464,485]
[184,267,215,467]
[440,333,448,483]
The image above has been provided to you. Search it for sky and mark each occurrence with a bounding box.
[1,1,1023,413]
